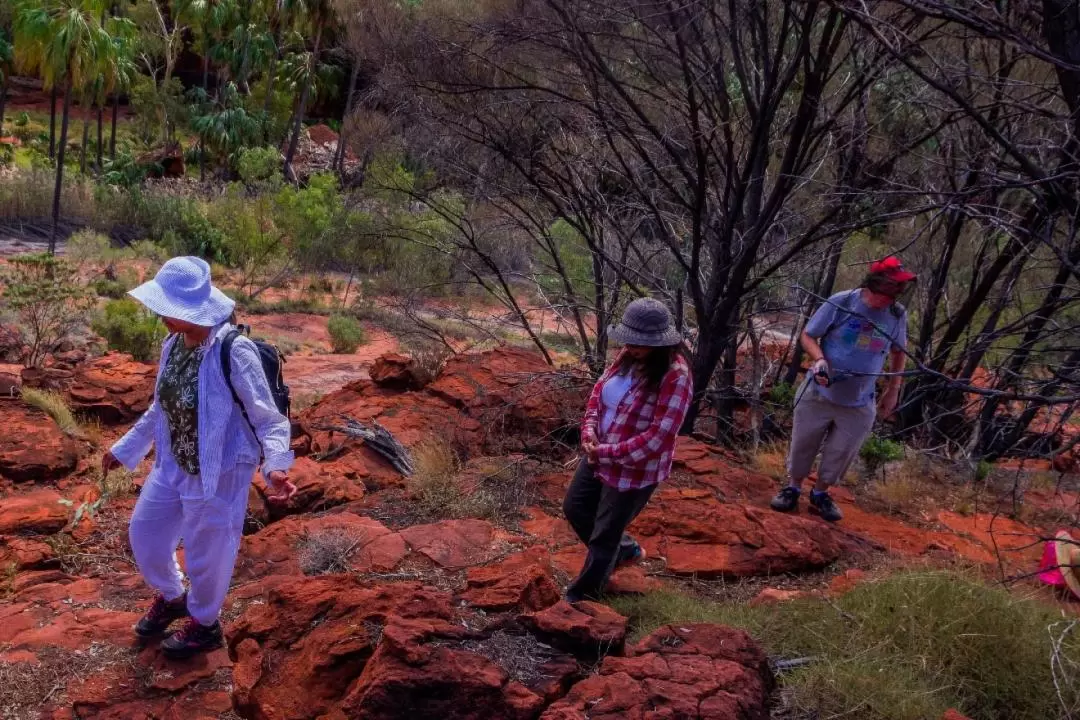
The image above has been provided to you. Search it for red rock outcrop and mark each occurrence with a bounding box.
[541,624,774,720]
[0,401,85,482]
[630,488,851,577]
[371,352,429,391]
[0,489,70,534]
[520,601,628,660]
[339,619,545,720]
[236,512,408,581]
[228,576,461,719]
[299,348,587,472]
[65,352,156,424]
[399,519,500,569]
[460,546,561,612]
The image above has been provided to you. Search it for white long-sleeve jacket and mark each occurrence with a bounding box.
[111,323,294,499]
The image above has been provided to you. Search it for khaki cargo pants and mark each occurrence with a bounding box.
[787,385,876,486]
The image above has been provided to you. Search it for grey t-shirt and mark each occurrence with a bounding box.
[804,289,907,407]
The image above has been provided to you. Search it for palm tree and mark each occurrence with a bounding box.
[105,14,134,162]
[15,0,115,254]
[0,30,13,138]
[282,0,334,181]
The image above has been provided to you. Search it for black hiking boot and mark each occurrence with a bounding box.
[135,593,189,638]
[770,486,801,513]
[161,619,224,659]
[809,490,843,522]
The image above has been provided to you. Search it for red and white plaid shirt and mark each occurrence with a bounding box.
[581,351,694,490]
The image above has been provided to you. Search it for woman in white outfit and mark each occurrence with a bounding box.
[102,256,296,658]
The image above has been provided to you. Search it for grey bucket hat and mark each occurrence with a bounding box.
[609,298,683,347]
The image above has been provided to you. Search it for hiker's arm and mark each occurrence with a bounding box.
[110,400,160,471]
[800,331,825,363]
[229,339,294,478]
[595,367,693,466]
[581,378,604,445]
[886,347,906,390]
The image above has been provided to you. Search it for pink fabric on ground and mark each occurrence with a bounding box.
[1040,539,1066,586]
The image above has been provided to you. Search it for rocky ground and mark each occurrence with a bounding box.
[0,340,1073,719]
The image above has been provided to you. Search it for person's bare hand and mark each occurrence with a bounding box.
[810,358,830,386]
[101,451,121,476]
[878,387,900,419]
[266,471,297,504]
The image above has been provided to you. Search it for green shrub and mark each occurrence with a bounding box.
[612,571,1080,720]
[237,146,283,186]
[2,254,94,368]
[327,314,366,353]
[91,299,166,362]
[860,434,905,473]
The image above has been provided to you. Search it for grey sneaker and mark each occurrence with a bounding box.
[809,491,843,522]
[770,486,801,513]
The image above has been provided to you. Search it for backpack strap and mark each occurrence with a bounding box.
[221,328,261,455]
[819,289,861,346]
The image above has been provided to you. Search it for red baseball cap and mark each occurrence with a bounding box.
[869,256,917,283]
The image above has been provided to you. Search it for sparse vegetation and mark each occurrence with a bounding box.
[21,387,79,436]
[296,527,364,575]
[91,298,166,362]
[860,434,905,476]
[612,571,1080,720]
[1,254,94,368]
[327,314,366,353]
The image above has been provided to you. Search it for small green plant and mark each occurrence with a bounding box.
[327,314,366,353]
[60,464,138,529]
[91,298,166,363]
[975,459,994,482]
[860,434,905,474]
[14,112,29,127]
[766,381,796,407]
[2,254,94,368]
[21,388,79,436]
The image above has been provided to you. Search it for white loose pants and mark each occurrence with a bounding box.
[128,460,254,625]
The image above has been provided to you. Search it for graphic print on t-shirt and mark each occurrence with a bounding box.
[839,317,891,354]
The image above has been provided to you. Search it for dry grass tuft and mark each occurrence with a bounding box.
[406,441,535,525]
[750,442,789,482]
[21,387,80,436]
[296,527,365,575]
[458,630,574,686]
[0,643,136,719]
[864,455,930,516]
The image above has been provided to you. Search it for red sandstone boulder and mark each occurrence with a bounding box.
[460,546,561,612]
[519,601,628,660]
[229,577,459,719]
[942,710,974,720]
[541,624,774,720]
[255,456,367,518]
[0,402,85,482]
[630,488,848,577]
[672,439,776,501]
[0,490,70,534]
[20,365,75,391]
[0,536,56,570]
[65,352,156,424]
[371,352,428,390]
[400,519,499,568]
[340,619,545,720]
[236,512,408,581]
[300,347,587,464]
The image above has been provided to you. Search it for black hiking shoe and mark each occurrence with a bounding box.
[135,593,189,638]
[770,486,801,513]
[809,490,843,522]
[616,541,646,567]
[161,619,224,658]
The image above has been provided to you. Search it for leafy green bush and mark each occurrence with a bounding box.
[237,146,283,186]
[860,434,905,473]
[612,570,1080,720]
[327,314,366,353]
[91,299,166,362]
[129,190,225,261]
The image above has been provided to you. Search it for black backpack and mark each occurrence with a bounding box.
[221,325,291,432]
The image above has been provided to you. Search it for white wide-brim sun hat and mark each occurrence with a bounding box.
[128,256,235,327]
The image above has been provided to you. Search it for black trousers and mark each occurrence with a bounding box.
[561,460,656,601]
